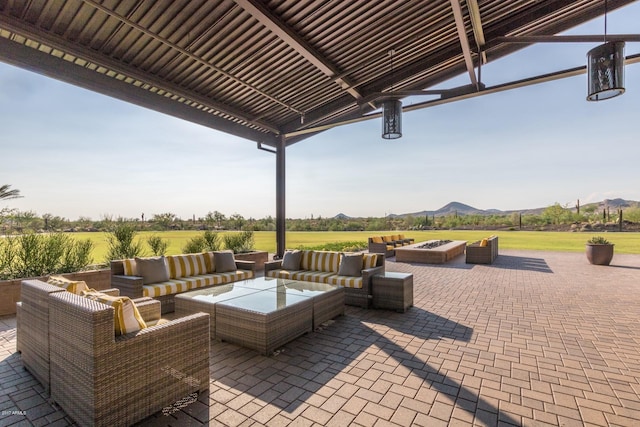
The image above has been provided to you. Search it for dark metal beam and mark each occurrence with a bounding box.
[284,54,640,138]
[234,0,370,107]
[275,135,286,258]
[450,0,479,88]
[490,34,640,45]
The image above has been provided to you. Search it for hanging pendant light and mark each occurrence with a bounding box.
[382,98,402,139]
[587,41,625,101]
[381,50,402,139]
[586,0,625,101]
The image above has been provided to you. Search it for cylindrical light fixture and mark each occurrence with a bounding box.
[587,41,625,101]
[382,99,402,139]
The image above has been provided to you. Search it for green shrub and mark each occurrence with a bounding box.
[105,223,144,261]
[297,241,367,252]
[181,231,220,254]
[0,233,93,279]
[147,234,169,256]
[59,238,93,273]
[223,231,254,253]
[203,231,221,251]
[0,236,17,280]
[182,236,205,254]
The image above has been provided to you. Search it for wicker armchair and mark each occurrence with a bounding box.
[48,291,210,427]
[466,235,499,264]
[16,279,124,393]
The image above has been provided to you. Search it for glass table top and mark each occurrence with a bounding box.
[379,272,412,279]
[233,276,289,290]
[267,281,340,298]
[180,284,262,304]
[216,289,311,314]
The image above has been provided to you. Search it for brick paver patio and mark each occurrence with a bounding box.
[1,249,640,426]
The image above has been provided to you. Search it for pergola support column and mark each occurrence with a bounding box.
[276,135,286,258]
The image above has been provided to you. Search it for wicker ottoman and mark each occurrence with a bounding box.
[372,272,414,312]
[174,284,262,339]
[215,291,313,355]
[271,281,345,329]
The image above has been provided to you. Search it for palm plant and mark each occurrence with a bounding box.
[0,185,22,201]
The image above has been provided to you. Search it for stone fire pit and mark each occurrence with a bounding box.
[394,240,467,264]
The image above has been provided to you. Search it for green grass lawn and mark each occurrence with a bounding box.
[72,230,640,265]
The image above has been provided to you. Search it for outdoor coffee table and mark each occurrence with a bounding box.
[174,283,262,338]
[175,277,344,355]
[215,290,313,355]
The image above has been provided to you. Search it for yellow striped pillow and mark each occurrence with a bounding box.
[83,293,146,336]
[166,254,207,278]
[362,253,378,269]
[300,250,314,271]
[48,275,88,295]
[308,251,340,273]
[203,252,216,273]
[122,259,136,276]
[371,236,384,244]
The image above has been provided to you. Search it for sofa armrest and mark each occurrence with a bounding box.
[264,260,283,274]
[363,265,385,280]
[361,265,385,297]
[101,288,121,297]
[133,297,161,324]
[235,260,256,271]
[111,275,144,299]
[368,241,390,251]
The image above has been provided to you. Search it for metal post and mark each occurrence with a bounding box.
[276,135,286,258]
[619,208,623,231]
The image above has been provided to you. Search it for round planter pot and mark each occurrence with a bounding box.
[585,244,614,265]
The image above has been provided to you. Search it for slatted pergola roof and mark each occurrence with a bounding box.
[2,0,638,148]
[1,0,638,254]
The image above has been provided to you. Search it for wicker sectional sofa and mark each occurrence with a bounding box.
[368,234,415,257]
[264,250,384,308]
[111,251,255,313]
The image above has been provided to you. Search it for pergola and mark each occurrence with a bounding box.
[1,0,639,256]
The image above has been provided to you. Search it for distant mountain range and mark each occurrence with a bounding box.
[334,199,640,219]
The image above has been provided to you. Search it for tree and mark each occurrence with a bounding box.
[212,211,226,228]
[42,213,67,231]
[0,184,22,201]
[152,212,177,230]
[229,213,245,230]
[542,203,570,225]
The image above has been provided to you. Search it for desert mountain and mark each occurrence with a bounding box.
[334,199,640,219]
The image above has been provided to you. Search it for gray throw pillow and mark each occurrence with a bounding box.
[282,250,303,271]
[338,253,363,277]
[134,256,169,285]
[214,251,237,273]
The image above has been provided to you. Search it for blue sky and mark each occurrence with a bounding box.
[1,3,639,221]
